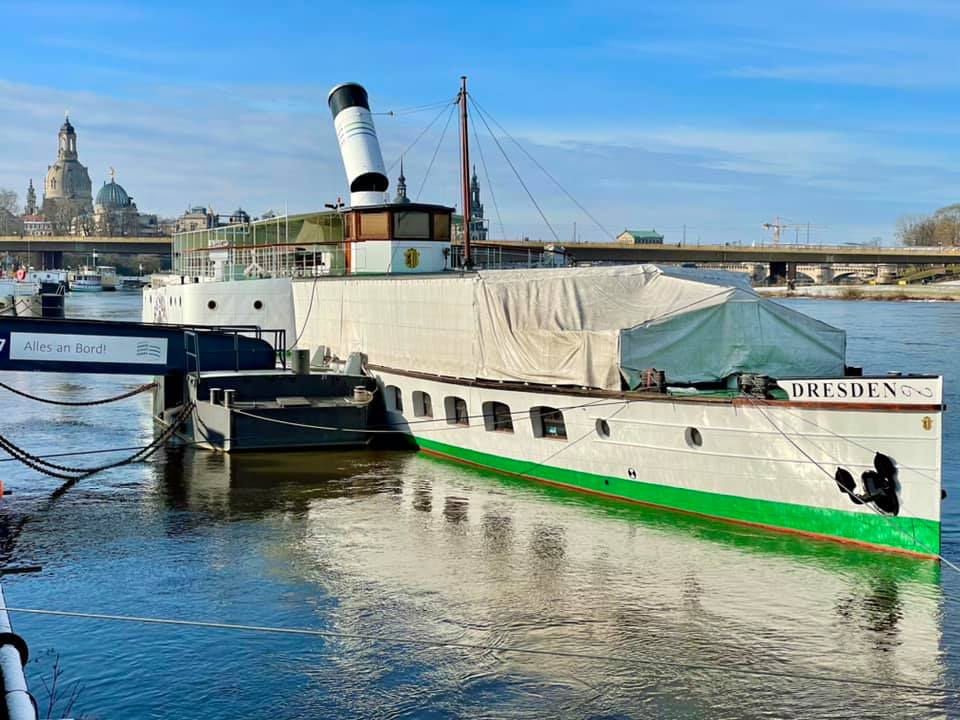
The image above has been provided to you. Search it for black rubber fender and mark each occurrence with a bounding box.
[0,631,29,666]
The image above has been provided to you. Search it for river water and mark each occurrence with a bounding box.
[1,292,959,719]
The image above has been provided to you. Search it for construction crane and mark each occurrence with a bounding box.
[762,217,826,245]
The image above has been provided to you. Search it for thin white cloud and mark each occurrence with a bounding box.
[726,63,960,90]
[2,75,957,246]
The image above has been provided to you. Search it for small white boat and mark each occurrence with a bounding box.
[72,267,103,292]
[97,265,118,291]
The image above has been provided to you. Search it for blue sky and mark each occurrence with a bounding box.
[1,0,959,244]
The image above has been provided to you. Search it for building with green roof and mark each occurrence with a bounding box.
[617,229,664,245]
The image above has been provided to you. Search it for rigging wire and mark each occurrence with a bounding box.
[374,99,455,117]
[743,397,960,574]
[416,104,457,202]
[468,96,559,243]
[0,396,647,470]
[228,395,641,435]
[469,95,615,241]
[385,97,458,176]
[504,401,629,479]
[469,102,506,241]
[2,605,958,696]
[774,406,942,486]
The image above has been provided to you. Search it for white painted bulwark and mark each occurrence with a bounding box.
[143,277,297,346]
[373,369,944,525]
[9,332,167,364]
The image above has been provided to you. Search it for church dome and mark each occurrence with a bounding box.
[96,180,130,210]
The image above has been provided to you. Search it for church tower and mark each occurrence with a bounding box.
[25,179,37,215]
[42,114,94,229]
[393,159,411,204]
[468,166,487,241]
[58,116,78,160]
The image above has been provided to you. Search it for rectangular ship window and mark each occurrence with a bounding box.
[413,391,433,418]
[531,406,567,439]
[483,401,514,433]
[445,396,469,426]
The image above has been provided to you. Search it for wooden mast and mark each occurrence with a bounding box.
[459,76,472,268]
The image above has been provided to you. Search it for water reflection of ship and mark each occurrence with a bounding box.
[156,447,948,716]
[157,447,410,519]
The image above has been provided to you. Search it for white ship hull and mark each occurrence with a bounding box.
[143,275,944,556]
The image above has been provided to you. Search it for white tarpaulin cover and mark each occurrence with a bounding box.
[294,264,846,390]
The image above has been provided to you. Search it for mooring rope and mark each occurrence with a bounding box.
[2,605,958,697]
[0,402,193,481]
[775,405,942,486]
[0,381,156,407]
[744,397,960,573]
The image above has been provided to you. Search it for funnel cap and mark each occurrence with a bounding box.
[328,83,371,117]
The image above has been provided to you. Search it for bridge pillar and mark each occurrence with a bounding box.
[818,264,833,284]
[40,250,63,270]
[768,260,787,285]
[877,264,898,284]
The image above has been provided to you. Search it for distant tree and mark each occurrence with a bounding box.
[48,206,76,234]
[73,213,95,236]
[0,188,18,216]
[0,209,23,235]
[897,204,960,246]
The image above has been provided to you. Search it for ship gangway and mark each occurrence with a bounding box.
[0,316,379,454]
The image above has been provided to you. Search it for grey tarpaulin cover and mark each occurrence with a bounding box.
[473,264,846,389]
[295,264,846,390]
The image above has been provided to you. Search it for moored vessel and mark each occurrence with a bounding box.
[71,266,103,292]
[143,80,945,556]
[97,265,118,291]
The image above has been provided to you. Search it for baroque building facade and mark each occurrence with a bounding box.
[18,116,161,236]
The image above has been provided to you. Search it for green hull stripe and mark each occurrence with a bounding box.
[415,437,940,556]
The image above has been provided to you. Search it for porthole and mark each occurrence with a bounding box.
[253,299,263,310]
[207,300,217,310]
[685,427,703,448]
[596,419,611,438]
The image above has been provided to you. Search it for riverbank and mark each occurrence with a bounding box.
[756,283,960,301]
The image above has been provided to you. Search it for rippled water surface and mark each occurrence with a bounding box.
[2,292,960,718]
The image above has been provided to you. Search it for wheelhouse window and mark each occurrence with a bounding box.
[358,211,390,239]
[531,406,567,439]
[483,401,514,433]
[413,390,433,418]
[385,385,403,412]
[445,396,469,426]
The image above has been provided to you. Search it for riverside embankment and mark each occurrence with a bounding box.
[757,283,960,301]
